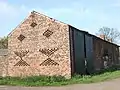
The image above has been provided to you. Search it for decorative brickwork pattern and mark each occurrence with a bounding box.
[39,48,59,66]
[14,50,29,58]
[30,11,37,28]
[14,51,29,66]
[39,48,59,56]
[17,34,26,42]
[30,22,37,28]
[8,11,71,78]
[14,60,30,66]
[40,58,59,66]
[43,29,53,38]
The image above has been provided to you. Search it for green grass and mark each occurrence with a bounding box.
[0,69,120,86]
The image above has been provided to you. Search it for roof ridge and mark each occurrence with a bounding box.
[30,10,68,25]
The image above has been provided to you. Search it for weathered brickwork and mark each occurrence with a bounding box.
[8,11,71,78]
[0,56,8,77]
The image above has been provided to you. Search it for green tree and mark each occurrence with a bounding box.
[97,27,120,43]
[0,36,8,49]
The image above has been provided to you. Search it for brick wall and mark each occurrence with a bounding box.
[8,11,71,78]
[0,55,8,77]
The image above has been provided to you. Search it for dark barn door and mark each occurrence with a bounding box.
[74,31,86,74]
[85,35,94,74]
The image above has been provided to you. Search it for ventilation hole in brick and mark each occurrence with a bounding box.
[14,60,30,66]
[40,58,59,66]
[39,48,58,56]
[14,50,29,58]
[30,22,37,28]
[18,34,26,42]
[43,29,53,38]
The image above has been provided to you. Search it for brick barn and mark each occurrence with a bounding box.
[7,11,120,78]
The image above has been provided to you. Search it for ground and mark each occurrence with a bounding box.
[0,78,120,90]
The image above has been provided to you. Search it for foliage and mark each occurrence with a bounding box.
[0,36,8,49]
[97,27,120,43]
[0,69,120,86]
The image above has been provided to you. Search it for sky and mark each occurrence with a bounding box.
[0,0,120,38]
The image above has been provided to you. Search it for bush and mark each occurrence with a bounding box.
[0,70,120,86]
[22,75,66,82]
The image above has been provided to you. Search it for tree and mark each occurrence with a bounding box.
[97,27,120,43]
[0,36,8,49]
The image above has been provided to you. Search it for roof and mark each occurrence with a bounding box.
[0,49,8,56]
[8,11,120,47]
[8,11,67,37]
[69,25,120,47]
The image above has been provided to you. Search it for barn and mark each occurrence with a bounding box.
[7,11,119,78]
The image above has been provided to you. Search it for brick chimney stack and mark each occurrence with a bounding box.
[99,34,105,40]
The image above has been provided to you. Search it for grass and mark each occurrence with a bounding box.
[0,67,120,86]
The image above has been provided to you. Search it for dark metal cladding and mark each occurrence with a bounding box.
[93,37,104,70]
[72,28,85,74]
[93,36,119,71]
[69,25,119,75]
[85,34,94,74]
[69,27,75,75]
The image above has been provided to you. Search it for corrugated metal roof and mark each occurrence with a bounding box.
[0,49,8,56]
[69,25,120,47]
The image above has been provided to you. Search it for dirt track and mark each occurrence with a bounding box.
[0,78,120,90]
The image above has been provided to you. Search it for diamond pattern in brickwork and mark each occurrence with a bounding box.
[17,34,26,42]
[30,22,37,28]
[43,29,53,38]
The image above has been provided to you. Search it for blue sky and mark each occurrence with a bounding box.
[0,0,120,37]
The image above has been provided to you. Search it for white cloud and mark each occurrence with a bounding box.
[0,0,113,37]
[0,1,29,37]
[0,1,28,18]
[0,1,17,17]
[0,1,90,24]
[34,5,89,19]
[0,1,14,13]
[41,6,108,34]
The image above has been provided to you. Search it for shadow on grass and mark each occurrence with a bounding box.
[0,65,120,86]
[91,65,120,76]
